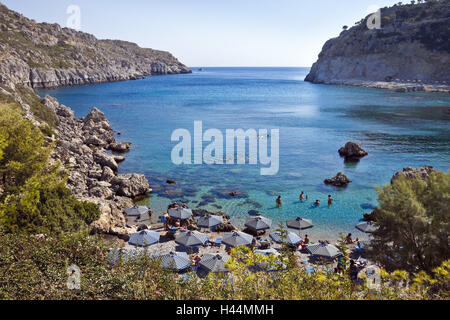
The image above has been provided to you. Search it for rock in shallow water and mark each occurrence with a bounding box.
[338,142,368,160]
[324,172,351,187]
[108,141,131,153]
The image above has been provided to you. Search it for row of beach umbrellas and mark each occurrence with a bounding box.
[108,248,230,272]
[125,204,377,234]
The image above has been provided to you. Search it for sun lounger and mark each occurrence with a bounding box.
[210,237,223,247]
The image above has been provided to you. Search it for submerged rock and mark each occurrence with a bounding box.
[324,172,351,187]
[338,142,368,160]
[108,141,131,153]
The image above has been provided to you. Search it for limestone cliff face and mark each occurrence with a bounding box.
[305,1,450,90]
[0,3,191,88]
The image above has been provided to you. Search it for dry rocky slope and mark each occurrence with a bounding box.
[305,0,450,93]
[0,3,191,88]
[0,3,192,239]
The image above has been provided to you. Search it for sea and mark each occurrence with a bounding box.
[36,67,450,240]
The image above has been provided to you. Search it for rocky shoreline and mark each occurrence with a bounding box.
[42,95,150,239]
[308,79,450,93]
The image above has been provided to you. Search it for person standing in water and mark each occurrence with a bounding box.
[328,195,333,206]
[300,191,304,201]
[276,196,282,207]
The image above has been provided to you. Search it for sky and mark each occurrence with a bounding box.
[2,0,401,67]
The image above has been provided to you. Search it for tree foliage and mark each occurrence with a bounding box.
[0,230,448,300]
[0,105,50,196]
[0,105,99,235]
[368,171,450,273]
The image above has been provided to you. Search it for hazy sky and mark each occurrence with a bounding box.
[2,0,400,67]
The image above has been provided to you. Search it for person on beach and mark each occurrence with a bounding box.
[304,234,310,244]
[349,259,358,281]
[276,196,282,207]
[328,195,333,206]
[193,255,201,266]
[346,233,356,244]
[314,199,320,206]
[251,237,257,249]
[163,212,170,230]
[300,191,304,201]
[300,234,310,250]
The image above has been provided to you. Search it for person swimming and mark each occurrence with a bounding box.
[314,199,320,206]
[276,195,282,206]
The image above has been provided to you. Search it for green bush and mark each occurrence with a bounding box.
[0,230,448,300]
[368,171,450,273]
[0,106,99,235]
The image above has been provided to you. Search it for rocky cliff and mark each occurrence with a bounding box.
[0,3,191,88]
[305,0,450,92]
[0,3,193,239]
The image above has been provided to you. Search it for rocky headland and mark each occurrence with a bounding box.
[0,3,191,88]
[305,0,450,93]
[0,3,192,239]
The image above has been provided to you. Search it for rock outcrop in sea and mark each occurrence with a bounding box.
[0,3,191,88]
[324,172,352,187]
[305,1,450,93]
[338,142,368,161]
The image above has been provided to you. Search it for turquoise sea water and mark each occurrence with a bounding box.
[37,67,450,240]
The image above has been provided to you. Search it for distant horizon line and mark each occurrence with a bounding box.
[189,66,311,68]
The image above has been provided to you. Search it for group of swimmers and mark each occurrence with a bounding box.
[276,192,334,207]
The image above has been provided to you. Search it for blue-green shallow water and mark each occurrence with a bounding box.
[37,67,450,240]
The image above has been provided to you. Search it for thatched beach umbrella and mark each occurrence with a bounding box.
[307,242,342,259]
[168,207,193,220]
[128,230,160,247]
[356,221,378,233]
[245,216,272,231]
[199,254,230,273]
[222,231,253,247]
[159,252,191,271]
[286,217,313,230]
[197,215,223,228]
[175,231,208,248]
[269,231,302,246]
[124,205,148,216]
